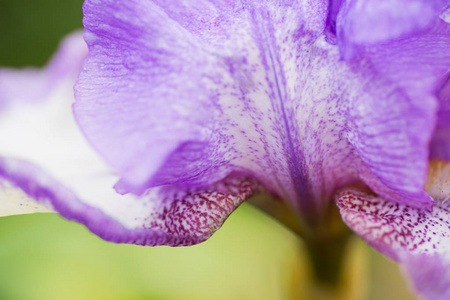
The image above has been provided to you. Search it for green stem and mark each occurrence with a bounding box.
[304,233,351,288]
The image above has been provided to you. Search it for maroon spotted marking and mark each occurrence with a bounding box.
[147,176,259,244]
[336,188,450,261]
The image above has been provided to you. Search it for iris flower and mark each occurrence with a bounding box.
[1,0,449,298]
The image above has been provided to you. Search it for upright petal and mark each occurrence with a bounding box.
[75,0,438,228]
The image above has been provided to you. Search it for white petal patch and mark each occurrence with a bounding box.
[441,5,450,24]
[0,79,166,228]
[0,178,53,216]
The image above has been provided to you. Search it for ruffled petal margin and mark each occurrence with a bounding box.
[0,156,258,246]
[336,188,450,299]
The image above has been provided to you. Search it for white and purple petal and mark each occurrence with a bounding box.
[336,162,450,299]
[0,32,259,246]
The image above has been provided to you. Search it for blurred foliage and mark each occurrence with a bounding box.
[0,0,83,67]
[0,205,418,300]
[0,0,420,299]
[0,205,298,300]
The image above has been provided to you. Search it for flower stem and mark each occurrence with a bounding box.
[248,194,365,299]
[289,234,367,300]
[304,233,351,288]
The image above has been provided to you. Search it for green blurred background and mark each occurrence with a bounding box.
[0,1,418,299]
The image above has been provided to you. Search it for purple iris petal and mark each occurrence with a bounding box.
[75,0,439,222]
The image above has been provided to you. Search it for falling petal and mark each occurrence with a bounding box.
[336,161,450,298]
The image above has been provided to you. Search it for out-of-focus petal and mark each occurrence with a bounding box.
[442,4,450,23]
[0,31,87,216]
[431,74,450,160]
[0,176,53,217]
[0,32,87,106]
[403,254,450,300]
[336,161,450,299]
[335,0,448,48]
[363,22,450,94]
